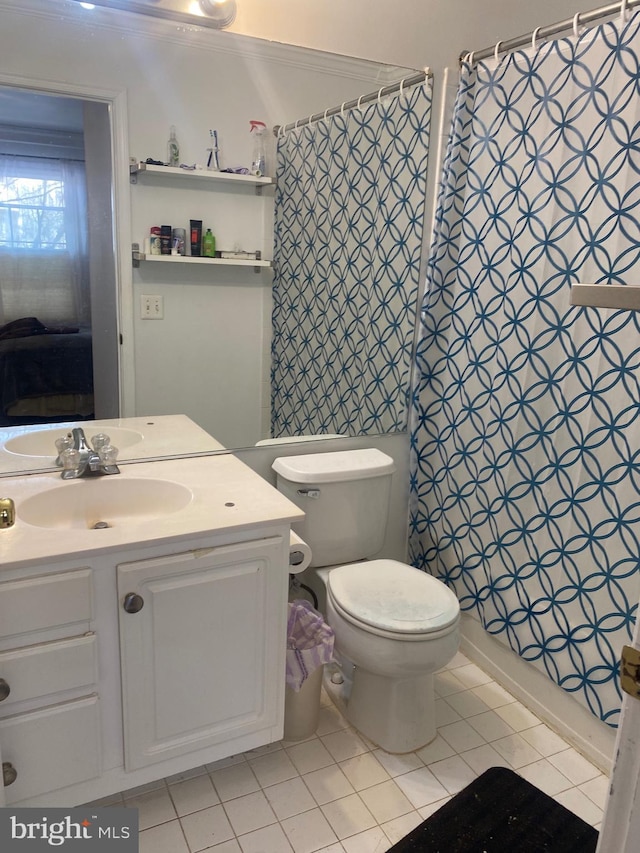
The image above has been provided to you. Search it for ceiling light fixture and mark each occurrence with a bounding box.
[69,0,237,31]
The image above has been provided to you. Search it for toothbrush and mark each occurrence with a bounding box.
[207,129,220,171]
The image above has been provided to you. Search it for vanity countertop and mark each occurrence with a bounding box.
[0,453,304,570]
[0,414,226,475]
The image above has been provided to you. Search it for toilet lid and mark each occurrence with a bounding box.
[328,560,460,634]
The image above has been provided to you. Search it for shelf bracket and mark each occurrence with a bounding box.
[132,242,142,268]
[571,283,640,311]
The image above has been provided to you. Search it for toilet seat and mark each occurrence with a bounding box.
[327,560,460,637]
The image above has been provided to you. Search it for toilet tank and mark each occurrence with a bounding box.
[272,449,396,567]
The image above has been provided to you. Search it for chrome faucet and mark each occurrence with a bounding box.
[57,428,120,479]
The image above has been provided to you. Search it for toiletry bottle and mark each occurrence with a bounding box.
[203,228,216,258]
[167,125,180,167]
[250,120,267,177]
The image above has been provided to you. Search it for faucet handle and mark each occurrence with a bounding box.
[91,433,111,452]
[98,444,119,473]
[60,447,82,476]
[55,434,74,466]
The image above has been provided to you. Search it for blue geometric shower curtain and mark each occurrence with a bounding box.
[271,81,431,437]
[410,14,640,727]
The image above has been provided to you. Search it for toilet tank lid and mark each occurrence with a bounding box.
[272,448,396,484]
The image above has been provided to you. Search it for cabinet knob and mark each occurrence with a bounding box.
[123,593,144,613]
[2,762,17,787]
[0,678,9,701]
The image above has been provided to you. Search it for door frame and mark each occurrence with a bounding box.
[0,70,135,417]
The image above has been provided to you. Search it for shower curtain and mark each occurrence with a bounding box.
[410,13,640,727]
[271,80,431,438]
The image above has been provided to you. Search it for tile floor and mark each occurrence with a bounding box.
[90,652,608,852]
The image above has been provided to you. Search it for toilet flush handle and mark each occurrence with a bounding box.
[297,488,320,499]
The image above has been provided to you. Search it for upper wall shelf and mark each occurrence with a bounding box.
[129,162,275,193]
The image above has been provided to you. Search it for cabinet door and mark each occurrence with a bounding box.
[118,536,285,770]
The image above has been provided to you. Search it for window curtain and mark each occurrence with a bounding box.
[410,14,640,727]
[271,81,431,437]
[0,155,90,326]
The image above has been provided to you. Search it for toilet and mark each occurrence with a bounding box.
[272,448,460,753]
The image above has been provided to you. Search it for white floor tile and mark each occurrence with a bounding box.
[123,787,176,831]
[393,767,449,808]
[519,723,569,757]
[491,733,544,769]
[380,811,424,845]
[304,765,356,805]
[459,744,511,775]
[200,839,241,852]
[466,709,515,742]
[316,704,351,736]
[443,651,472,670]
[322,729,369,762]
[427,755,477,795]
[139,818,189,853]
[494,701,541,732]
[554,787,603,826]
[444,689,491,719]
[417,797,450,820]
[248,749,299,787]
[169,774,220,817]
[450,664,493,689]
[579,774,610,809]
[263,776,317,820]
[547,748,602,785]
[339,753,390,791]
[517,759,574,796]
[371,749,424,778]
[470,681,516,709]
[341,826,390,852]
[287,738,337,774]
[438,719,486,752]
[180,804,235,852]
[358,780,413,824]
[416,734,456,765]
[164,765,208,785]
[210,762,260,802]
[237,822,294,852]
[281,808,339,853]
[434,670,468,696]
[321,793,377,840]
[223,790,277,836]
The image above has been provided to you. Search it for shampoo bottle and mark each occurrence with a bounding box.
[167,125,180,167]
[203,228,216,258]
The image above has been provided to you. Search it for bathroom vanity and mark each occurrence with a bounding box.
[0,453,304,806]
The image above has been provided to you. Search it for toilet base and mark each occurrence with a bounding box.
[324,661,437,754]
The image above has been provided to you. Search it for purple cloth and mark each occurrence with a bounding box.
[286,600,335,691]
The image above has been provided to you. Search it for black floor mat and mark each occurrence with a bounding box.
[387,766,599,852]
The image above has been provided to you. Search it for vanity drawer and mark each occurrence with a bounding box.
[0,634,97,711]
[0,695,101,804]
[0,569,92,641]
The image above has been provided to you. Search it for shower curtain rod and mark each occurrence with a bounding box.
[462,0,640,64]
[272,68,431,137]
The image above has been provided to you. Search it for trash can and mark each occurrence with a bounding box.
[284,599,334,741]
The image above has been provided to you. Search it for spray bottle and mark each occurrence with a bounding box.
[250,120,267,177]
[167,125,180,167]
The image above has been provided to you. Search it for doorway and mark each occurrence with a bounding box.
[0,85,119,425]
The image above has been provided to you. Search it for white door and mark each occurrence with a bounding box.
[596,599,640,852]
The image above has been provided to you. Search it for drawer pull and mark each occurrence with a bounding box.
[123,593,144,614]
[0,678,9,701]
[2,762,17,787]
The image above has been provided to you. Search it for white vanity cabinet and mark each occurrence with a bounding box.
[0,567,101,806]
[118,535,286,770]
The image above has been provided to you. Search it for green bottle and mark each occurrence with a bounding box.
[203,228,216,258]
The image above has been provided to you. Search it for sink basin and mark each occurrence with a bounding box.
[18,478,193,529]
[4,425,144,458]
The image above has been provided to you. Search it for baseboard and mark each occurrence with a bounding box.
[459,614,616,774]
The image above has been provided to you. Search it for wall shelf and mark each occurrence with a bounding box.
[130,162,274,194]
[132,245,270,271]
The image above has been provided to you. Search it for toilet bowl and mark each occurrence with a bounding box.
[324,560,459,753]
[272,448,461,753]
